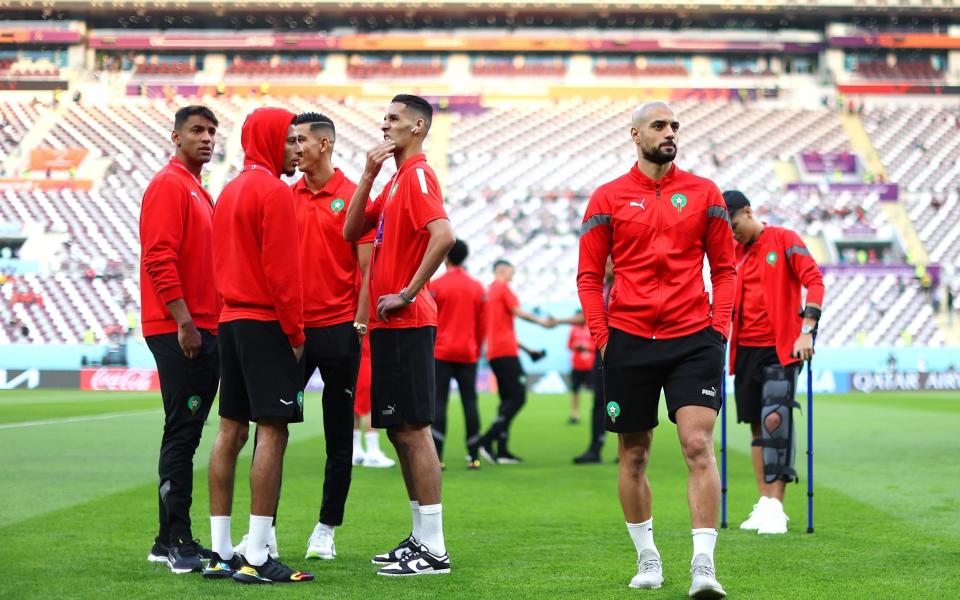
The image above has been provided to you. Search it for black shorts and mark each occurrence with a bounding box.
[369,326,437,429]
[733,345,800,424]
[218,320,305,424]
[571,369,593,392]
[602,326,725,433]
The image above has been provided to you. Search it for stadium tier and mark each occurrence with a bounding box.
[1,93,955,347]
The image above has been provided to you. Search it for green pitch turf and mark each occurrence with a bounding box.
[0,389,957,599]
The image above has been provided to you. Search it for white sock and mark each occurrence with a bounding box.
[418,503,446,556]
[246,515,274,566]
[365,431,381,454]
[210,515,233,559]
[692,528,718,562]
[410,500,422,540]
[626,518,658,557]
[353,429,363,454]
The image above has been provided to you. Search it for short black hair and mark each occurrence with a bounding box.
[294,112,336,140]
[174,105,218,130]
[391,94,433,132]
[447,239,468,266]
[493,259,513,271]
[722,190,751,216]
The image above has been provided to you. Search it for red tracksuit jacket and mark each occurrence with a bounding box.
[140,156,222,337]
[577,163,737,349]
[729,225,825,373]
[212,107,305,347]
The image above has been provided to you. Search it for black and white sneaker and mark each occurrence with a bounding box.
[377,543,450,576]
[496,451,523,465]
[147,539,169,563]
[167,538,204,574]
[371,534,419,564]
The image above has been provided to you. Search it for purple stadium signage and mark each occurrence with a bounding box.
[799,151,858,174]
[786,182,899,201]
[850,371,960,393]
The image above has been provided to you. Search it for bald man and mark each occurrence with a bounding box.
[577,102,736,598]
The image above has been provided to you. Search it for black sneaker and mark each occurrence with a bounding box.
[377,543,450,576]
[371,534,420,564]
[167,538,204,574]
[496,450,523,465]
[147,539,169,563]
[232,556,314,584]
[573,450,602,464]
[203,552,243,579]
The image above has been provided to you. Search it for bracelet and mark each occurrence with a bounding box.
[399,287,416,304]
[353,321,368,336]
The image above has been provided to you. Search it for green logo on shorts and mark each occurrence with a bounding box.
[606,401,621,423]
[766,251,778,265]
[187,395,201,415]
[296,391,304,409]
[670,193,688,213]
[330,198,345,213]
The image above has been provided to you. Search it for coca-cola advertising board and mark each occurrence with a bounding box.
[80,368,161,391]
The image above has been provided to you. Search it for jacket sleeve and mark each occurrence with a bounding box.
[784,229,825,308]
[140,177,187,304]
[704,185,738,337]
[576,187,613,349]
[260,187,305,347]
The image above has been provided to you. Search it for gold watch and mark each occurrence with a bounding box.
[353,322,368,336]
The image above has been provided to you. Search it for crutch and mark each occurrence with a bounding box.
[720,375,728,529]
[806,356,814,534]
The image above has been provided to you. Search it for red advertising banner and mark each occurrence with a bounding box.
[0,179,93,191]
[80,368,161,391]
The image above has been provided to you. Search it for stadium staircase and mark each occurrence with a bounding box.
[2,103,64,176]
[428,112,451,186]
[842,112,929,268]
[775,158,828,263]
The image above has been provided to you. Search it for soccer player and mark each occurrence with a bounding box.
[140,105,221,573]
[430,239,486,469]
[352,332,396,469]
[477,259,553,465]
[722,190,825,535]
[290,111,377,561]
[205,107,314,584]
[577,102,736,598]
[567,310,595,425]
[343,94,455,576]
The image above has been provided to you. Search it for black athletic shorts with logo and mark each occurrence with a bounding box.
[218,319,305,423]
[733,345,800,424]
[571,369,593,392]
[602,326,725,433]
[369,326,437,429]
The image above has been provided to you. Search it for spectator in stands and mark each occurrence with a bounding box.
[140,105,222,573]
[723,190,824,536]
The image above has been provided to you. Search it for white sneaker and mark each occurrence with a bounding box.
[234,526,279,560]
[305,523,336,560]
[739,496,771,530]
[352,449,367,466]
[757,498,789,535]
[362,449,396,468]
[629,548,664,589]
[689,553,726,598]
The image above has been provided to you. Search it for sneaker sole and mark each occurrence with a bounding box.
[495,458,521,465]
[689,584,726,598]
[305,551,336,560]
[478,447,497,465]
[169,564,203,575]
[377,568,450,577]
[203,570,236,579]
[757,528,787,535]
[630,581,664,589]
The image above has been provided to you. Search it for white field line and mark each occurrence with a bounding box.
[0,409,160,430]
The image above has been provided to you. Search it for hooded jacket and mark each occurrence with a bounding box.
[212,107,305,347]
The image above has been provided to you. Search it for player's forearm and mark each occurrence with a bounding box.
[165,298,193,327]
[515,308,545,325]
[344,175,375,241]
[355,245,373,324]
[404,221,454,295]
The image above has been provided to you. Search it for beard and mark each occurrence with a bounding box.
[642,144,676,165]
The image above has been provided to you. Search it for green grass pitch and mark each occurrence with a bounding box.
[0,389,957,599]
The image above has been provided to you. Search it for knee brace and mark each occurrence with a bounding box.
[751,366,801,483]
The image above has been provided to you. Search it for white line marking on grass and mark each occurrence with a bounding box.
[0,409,160,430]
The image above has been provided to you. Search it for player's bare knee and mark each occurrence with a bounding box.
[680,432,714,469]
[763,411,782,432]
